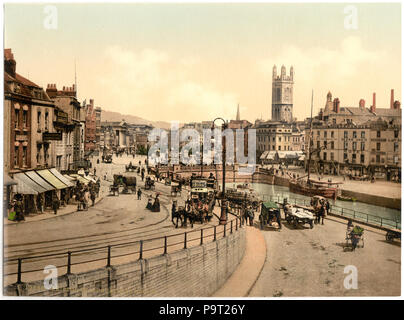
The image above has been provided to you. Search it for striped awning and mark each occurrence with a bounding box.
[14,173,47,194]
[63,174,76,182]
[25,171,54,191]
[12,175,38,195]
[69,174,89,185]
[49,168,74,187]
[36,169,68,189]
[4,174,17,186]
[260,151,269,160]
[82,175,96,183]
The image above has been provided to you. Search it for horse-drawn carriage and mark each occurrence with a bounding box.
[259,201,282,230]
[225,188,260,212]
[346,225,365,251]
[385,229,401,243]
[145,177,155,190]
[283,203,315,229]
[171,182,181,197]
[102,153,113,163]
[125,163,137,172]
[113,173,137,194]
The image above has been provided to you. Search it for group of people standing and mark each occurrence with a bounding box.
[74,180,100,212]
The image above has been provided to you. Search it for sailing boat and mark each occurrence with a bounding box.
[288,90,342,200]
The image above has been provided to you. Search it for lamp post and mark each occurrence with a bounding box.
[212,117,228,225]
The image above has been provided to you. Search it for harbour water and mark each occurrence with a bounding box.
[227,182,401,223]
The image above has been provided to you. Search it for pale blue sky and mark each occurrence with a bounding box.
[4,2,401,122]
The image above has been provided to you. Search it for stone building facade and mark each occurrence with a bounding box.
[46,84,82,171]
[84,99,96,153]
[256,120,301,153]
[309,91,401,179]
[4,49,56,173]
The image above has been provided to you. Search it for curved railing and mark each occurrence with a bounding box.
[4,216,243,285]
[261,194,401,230]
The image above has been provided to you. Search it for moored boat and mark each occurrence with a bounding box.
[337,195,357,202]
[288,90,343,201]
[289,180,339,200]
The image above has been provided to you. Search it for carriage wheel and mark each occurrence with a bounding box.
[310,221,314,229]
[386,233,393,242]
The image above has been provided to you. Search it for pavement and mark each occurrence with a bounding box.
[213,225,267,297]
[248,214,401,297]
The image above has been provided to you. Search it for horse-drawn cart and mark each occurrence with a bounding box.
[113,173,137,194]
[145,177,155,190]
[125,163,137,172]
[385,229,401,243]
[259,201,282,230]
[284,204,315,229]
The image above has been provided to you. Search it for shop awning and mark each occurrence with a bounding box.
[14,173,47,194]
[69,174,89,184]
[260,151,269,160]
[12,175,38,195]
[266,151,277,160]
[49,168,74,187]
[83,175,96,183]
[25,171,54,191]
[36,169,68,189]
[63,174,76,182]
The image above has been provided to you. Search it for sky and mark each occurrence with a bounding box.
[4,2,402,123]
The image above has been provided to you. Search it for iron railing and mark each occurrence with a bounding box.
[4,216,243,285]
[261,194,401,230]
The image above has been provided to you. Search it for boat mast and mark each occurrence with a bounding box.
[307,90,314,184]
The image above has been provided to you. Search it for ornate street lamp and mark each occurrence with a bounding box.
[212,117,228,225]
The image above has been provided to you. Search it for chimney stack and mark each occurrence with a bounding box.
[333,98,340,113]
[335,98,340,113]
[359,99,365,109]
[390,89,394,109]
[370,92,376,113]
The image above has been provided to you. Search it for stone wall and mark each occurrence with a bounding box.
[341,189,401,210]
[5,228,246,297]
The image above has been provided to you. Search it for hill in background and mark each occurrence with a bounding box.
[101,109,172,129]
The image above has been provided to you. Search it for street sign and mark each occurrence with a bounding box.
[43,132,62,141]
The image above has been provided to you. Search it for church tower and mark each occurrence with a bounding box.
[272,65,294,122]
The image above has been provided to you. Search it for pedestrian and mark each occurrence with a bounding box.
[84,189,89,211]
[36,193,44,213]
[171,200,178,226]
[94,167,97,176]
[137,188,142,200]
[14,196,25,222]
[90,190,96,207]
[52,195,60,215]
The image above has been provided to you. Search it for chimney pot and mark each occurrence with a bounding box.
[391,89,394,109]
